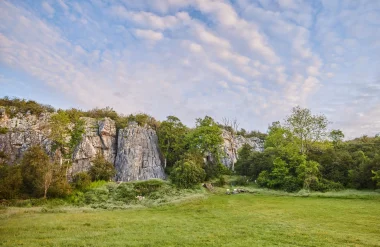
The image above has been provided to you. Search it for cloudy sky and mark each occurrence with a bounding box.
[0,0,379,138]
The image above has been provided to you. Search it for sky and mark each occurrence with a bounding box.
[0,0,379,139]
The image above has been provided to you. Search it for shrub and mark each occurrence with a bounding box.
[217,176,227,187]
[89,152,115,181]
[311,178,344,192]
[0,127,8,134]
[282,176,302,192]
[72,172,92,191]
[0,164,22,199]
[170,160,206,188]
[235,176,249,186]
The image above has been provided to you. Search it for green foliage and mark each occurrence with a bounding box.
[0,127,8,134]
[330,129,344,148]
[297,160,320,190]
[71,172,92,191]
[20,146,69,198]
[0,96,55,117]
[186,116,223,160]
[170,160,206,188]
[157,116,188,169]
[89,152,115,181]
[235,176,249,186]
[371,170,380,188]
[0,164,22,199]
[49,110,71,155]
[185,116,223,179]
[285,106,329,154]
[69,119,85,154]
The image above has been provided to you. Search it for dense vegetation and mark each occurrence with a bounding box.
[0,97,379,202]
[235,107,380,192]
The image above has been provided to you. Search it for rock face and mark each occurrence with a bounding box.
[115,122,165,182]
[69,117,117,176]
[0,111,165,182]
[0,112,54,163]
[221,129,264,169]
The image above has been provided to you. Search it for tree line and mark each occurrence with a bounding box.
[0,97,379,200]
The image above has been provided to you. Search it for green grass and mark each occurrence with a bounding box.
[1,193,379,247]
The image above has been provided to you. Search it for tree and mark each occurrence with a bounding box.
[285,106,329,154]
[222,117,239,171]
[0,158,22,199]
[330,129,345,148]
[89,152,115,181]
[372,170,380,188]
[49,110,71,161]
[170,159,206,188]
[157,116,188,169]
[185,116,224,178]
[186,116,223,162]
[297,160,320,190]
[21,146,60,198]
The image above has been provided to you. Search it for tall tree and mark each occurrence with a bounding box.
[157,116,188,169]
[186,116,223,163]
[21,146,60,198]
[285,106,329,154]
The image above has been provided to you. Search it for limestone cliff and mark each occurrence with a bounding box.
[0,111,165,182]
[0,112,54,163]
[115,122,165,182]
[69,117,117,176]
[221,129,264,169]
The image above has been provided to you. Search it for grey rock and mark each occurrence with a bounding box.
[115,123,165,182]
[69,117,117,176]
[221,129,264,168]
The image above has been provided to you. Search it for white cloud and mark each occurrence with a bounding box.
[1,0,379,137]
[134,29,163,41]
[42,2,55,17]
[110,6,189,30]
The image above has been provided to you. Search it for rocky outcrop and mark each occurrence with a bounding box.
[69,117,117,176]
[0,111,165,182]
[0,112,53,163]
[221,129,264,169]
[115,122,165,182]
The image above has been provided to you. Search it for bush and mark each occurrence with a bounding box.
[89,152,115,181]
[72,172,92,191]
[282,176,302,192]
[311,178,344,192]
[235,176,249,186]
[217,176,227,187]
[0,127,8,134]
[170,160,206,188]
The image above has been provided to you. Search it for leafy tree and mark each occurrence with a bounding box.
[170,159,206,188]
[49,110,71,158]
[69,118,85,154]
[0,164,22,199]
[185,116,223,178]
[186,116,223,163]
[157,116,188,169]
[89,152,115,181]
[297,160,320,190]
[330,129,345,148]
[372,170,380,188]
[72,172,92,191]
[21,146,65,198]
[285,106,329,154]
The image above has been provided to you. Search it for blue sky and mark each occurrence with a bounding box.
[0,0,379,138]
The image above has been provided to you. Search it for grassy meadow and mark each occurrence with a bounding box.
[1,191,380,247]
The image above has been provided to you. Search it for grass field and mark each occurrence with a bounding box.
[1,193,380,247]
